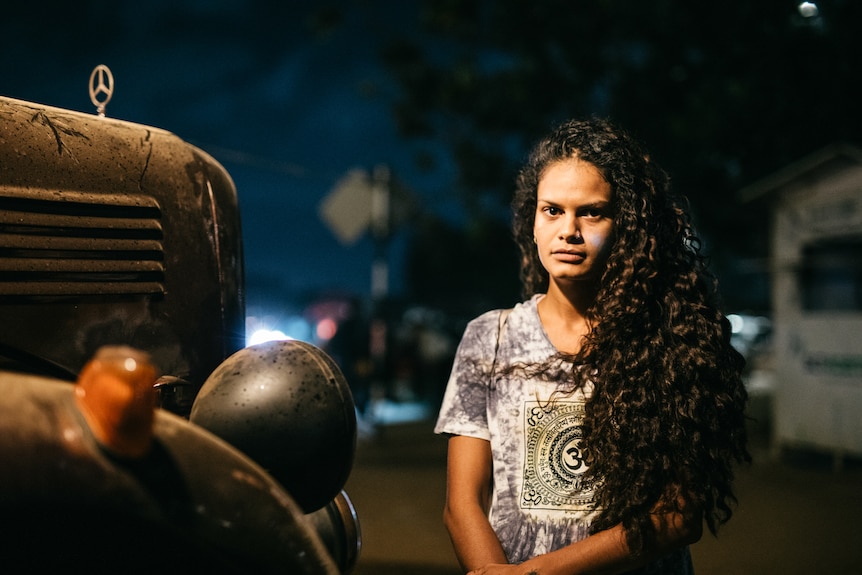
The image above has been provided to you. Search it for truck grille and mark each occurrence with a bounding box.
[0,187,165,297]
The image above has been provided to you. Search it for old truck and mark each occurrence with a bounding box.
[0,75,359,573]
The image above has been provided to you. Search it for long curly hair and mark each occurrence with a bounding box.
[512,118,750,553]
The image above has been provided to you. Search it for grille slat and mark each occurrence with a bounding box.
[0,187,165,297]
[0,282,167,296]
[0,258,165,273]
[0,209,163,232]
[0,187,162,208]
[0,233,163,253]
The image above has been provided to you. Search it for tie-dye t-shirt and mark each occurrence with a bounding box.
[435,295,694,573]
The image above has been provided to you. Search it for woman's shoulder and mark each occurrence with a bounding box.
[465,295,540,333]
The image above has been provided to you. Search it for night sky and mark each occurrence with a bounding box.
[0,2,446,321]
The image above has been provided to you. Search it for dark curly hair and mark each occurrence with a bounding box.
[511,118,750,554]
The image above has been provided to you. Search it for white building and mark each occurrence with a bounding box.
[741,143,862,466]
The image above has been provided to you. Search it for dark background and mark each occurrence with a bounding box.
[4,4,861,572]
[2,0,860,332]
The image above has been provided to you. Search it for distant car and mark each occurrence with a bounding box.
[727,312,772,363]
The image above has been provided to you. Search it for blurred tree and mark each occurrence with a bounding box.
[380,0,862,313]
[406,213,522,318]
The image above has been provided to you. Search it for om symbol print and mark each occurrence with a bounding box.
[562,438,585,473]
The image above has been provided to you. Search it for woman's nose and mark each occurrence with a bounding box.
[559,217,582,241]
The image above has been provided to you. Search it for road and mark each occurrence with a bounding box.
[345,403,862,575]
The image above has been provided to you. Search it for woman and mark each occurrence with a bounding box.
[434,118,750,575]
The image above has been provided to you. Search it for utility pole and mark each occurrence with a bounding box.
[369,165,391,410]
[370,165,390,300]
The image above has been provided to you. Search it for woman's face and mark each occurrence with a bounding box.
[533,157,614,289]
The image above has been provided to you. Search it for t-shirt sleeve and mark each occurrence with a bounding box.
[433,310,502,440]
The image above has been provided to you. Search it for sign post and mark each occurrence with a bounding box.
[320,166,397,414]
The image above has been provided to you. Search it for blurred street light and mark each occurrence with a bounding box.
[798,2,819,18]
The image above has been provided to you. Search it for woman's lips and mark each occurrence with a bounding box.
[552,250,585,263]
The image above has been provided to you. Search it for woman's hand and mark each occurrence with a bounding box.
[466,496,703,575]
[467,565,535,575]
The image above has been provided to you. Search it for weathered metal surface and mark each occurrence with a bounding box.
[191,339,358,514]
[307,489,363,573]
[0,95,244,395]
[0,369,338,574]
[0,93,360,573]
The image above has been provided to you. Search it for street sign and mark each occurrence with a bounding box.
[319,168,373,245]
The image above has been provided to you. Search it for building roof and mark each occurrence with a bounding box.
[739,142,862,203]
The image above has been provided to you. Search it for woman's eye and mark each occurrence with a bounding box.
[544,206,562,216]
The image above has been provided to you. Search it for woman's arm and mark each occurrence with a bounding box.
[468,498,703,575]
[444,435,509,571]
[522,503,702,575]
